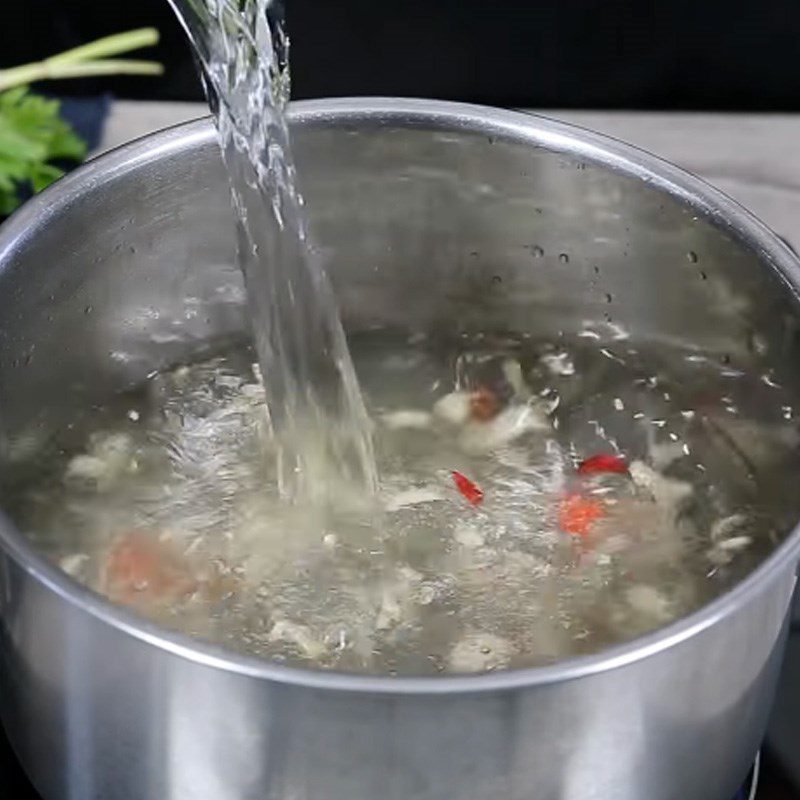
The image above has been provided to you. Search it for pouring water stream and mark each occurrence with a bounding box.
[166,0,378,502]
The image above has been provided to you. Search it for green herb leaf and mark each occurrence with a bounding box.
[0,86,88,214]
[30,162,65,193]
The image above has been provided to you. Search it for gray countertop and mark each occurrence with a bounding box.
[102,100,800,249]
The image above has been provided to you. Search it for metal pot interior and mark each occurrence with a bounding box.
[1,98,799,654]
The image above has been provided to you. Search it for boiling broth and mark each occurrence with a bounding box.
[6,328,800,674]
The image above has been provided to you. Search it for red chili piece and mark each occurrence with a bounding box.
[452,470,484,505]
[558,493,606,536]
[576,453,628,475]
[468,386,500,421]
[101,531,197,609]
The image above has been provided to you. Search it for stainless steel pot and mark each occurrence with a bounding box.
[1,99,799,800]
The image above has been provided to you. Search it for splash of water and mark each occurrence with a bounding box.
[167,0,377,501]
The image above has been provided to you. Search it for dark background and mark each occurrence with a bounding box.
[4,0,800,110]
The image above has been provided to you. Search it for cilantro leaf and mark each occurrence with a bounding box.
[0,86,88,215]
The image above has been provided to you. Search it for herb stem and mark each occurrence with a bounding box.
[47,28,160,65]
[0,29,163,92]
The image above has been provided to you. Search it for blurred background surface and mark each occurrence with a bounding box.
[5,0,800,110]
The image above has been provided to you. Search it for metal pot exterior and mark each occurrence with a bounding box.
[0,99,799,800]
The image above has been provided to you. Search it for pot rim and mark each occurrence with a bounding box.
[1,96,799,695]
